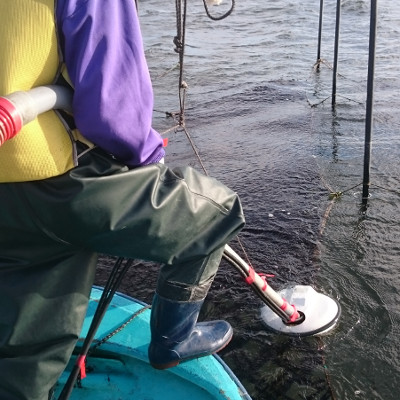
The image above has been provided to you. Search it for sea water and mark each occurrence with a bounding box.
[96,1,400,398]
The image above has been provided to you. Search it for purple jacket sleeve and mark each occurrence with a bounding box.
[56,0,165,166]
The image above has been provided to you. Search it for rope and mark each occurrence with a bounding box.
[172,0,258,269]
[174,0,188,127]
[89,305,151,353]
[202,0,235,21]
[58,257,133,400]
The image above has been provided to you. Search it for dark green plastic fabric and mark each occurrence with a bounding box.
[0,147,245,399]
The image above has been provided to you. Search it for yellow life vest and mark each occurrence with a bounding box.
[0,0,90,183]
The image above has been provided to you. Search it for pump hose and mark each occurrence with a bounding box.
[0,85,73,146]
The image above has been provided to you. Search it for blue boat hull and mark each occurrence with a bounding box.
[54,287,251,400]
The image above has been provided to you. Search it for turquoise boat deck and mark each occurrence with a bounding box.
[54,287,251,400]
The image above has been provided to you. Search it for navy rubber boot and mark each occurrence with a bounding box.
[148,294,233,370]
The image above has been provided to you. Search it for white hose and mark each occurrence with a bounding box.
[4,85,73,126]
[0,85,73,146]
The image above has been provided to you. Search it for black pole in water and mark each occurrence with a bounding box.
[332,0,341,107]
[362,0,378,204]
[316,0,324,69]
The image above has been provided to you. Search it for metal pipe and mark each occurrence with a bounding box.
[316,0,324,68]
[332,0,341,107]
[362,0,378,204]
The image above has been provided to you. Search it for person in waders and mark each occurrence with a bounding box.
[0,1,245,399]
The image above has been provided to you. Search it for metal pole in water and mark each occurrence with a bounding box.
[316,0,324,69]
[362,0,378,204]
[332,0,341,107]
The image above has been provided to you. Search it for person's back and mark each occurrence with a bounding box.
[0,0,77,182]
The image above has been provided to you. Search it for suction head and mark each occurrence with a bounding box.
[260,285,341,336]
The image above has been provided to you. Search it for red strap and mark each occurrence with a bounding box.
[162,138,168,147]
[280,299,300,323]
[289,305,300,323]
[258,273,272,292]
[245,268,270,291]
[76,355,86,379]
[245,266,256,285]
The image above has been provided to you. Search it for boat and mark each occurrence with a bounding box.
[53,286,252,400]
